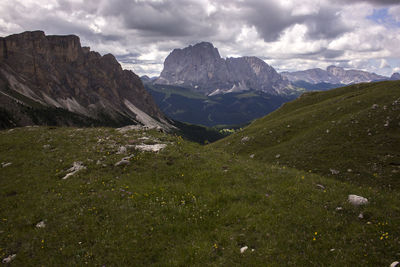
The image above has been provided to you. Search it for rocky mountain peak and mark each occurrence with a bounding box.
[155,42,290,95]
[327,65,346,77]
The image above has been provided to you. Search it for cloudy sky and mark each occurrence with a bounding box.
[1,0,400,77]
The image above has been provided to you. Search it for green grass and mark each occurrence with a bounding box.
[214,81,400,189]
[1,125,400,265]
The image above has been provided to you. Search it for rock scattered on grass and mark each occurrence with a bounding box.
[115,155,134,166]
[62,162,86,180]
[358,213,364,219]
[348,194,368,206]
[371,104,379,109]
[115,159,130,166]
[330,169,340,175]
[249,154,255,158]
[43,144,50,149]
[2,254,16,264]
[116,146,127,154]
[1,162,12,168]
[336,207,343,211]
[316,184,325,190]
[240,246,248,253]
[390,261,399,267]
[275,154,280,158]
[36,221,46,228]
[241,136,250,143]
[135,144,166,152]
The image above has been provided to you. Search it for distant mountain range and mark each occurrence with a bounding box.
[145,41,400,126]
[0,31,170,129]
[155,42,293,96]
[281,65,399,85]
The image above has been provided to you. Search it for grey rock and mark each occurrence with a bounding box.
[155,42,290,95]
[348,194,368,206]
[2,254,16,264]
[36,221,46,228]
[330,169,340,175]
[1,162,12,168]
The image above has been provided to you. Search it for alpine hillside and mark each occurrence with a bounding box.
[214,80,400,188]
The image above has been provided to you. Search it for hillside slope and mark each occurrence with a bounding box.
[1,126,400,265]
[214,81,400,188]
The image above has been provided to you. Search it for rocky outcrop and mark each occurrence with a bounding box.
[0,31,169,129]
[155,42,290,95]
[282,65,387,85]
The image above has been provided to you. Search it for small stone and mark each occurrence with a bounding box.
[348,194,368,206]
[275,154,281,158]
[371,104,378,109]
[326,129,330,133]
[316,184,325,190]
[2,254,16,264]
[330,169,340,175]
[36,221,46,228]
[62,162,86,180]
[2,162,12,168]
[43,144,50,149]
[330,249,335,252]
[240,246,248,253]
[347,169,352,172]
[115,159,130,166]
[249,154,255,158]
[336,207,343,211]
[241,136,250,143]
[390,261,399,267]
[116,146,127,154]
[358,213,364,219]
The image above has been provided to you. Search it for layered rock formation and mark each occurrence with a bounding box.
[155,42,290,95]
[0,31,169,128]
[282,65,387,85]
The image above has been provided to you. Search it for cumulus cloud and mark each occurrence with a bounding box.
[0,0,399,76]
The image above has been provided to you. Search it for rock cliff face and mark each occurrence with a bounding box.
[0,31,169,128]
[282,65,387,85]
[155,42,290,95]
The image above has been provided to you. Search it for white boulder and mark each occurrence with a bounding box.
[348,194,368,206]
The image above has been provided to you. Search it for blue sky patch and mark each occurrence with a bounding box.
[367,8,400,28]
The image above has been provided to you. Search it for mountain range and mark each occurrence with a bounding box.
[0,31,170,129]
[155,42,292,95]
[281,65,399,85]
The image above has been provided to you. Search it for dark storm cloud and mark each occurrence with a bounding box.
[232,0,299,42]
[98,0,217,38]
[303,6,350,40]
[226,0,350,41]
